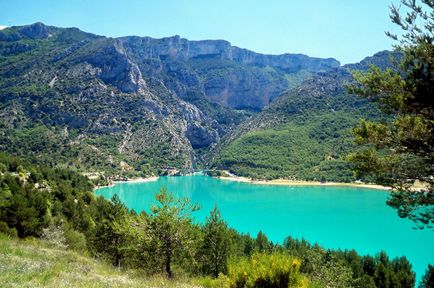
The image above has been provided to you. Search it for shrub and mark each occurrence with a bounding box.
[225,252,307,288]
[0,221,18,238]
[41,223,67,249]
[64,228,87,252]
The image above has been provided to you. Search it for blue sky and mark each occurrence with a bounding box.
[1,0,401,64]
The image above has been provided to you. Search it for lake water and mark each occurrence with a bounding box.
[95,174,434,280]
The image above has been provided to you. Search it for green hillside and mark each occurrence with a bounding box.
[214,112,359,182]
[212,64,389,182]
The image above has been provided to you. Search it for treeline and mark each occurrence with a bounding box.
[0,153,431,287]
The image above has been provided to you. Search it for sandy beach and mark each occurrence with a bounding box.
[93,176,159,190]
[215,171,390,190]
[114,176,159,184]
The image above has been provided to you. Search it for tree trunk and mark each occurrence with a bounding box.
[165,250,172,278]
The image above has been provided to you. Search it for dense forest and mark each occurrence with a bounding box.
[1,152,431,287]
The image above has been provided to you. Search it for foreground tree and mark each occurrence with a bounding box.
[200,206,230,277]
[148,188,199,278]
[348,0,434,228]
[420,264,434,287]
[93,194,130,267]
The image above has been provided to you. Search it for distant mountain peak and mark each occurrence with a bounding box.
[19,22,52,39]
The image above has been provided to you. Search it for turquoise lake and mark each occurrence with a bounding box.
[95,174,434,280]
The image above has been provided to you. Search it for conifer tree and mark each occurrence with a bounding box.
[200,206,230,277]
[348,0,434,228]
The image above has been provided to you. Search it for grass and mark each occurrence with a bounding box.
[0,234,202,288]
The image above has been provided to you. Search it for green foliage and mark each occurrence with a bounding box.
[222,252,306,288]
[420,264,434,288]
[348,0,434,228]
[284,236,416,288]
[148,188,200,278]
[0,234,200,288]
[200,206,231,277]
[215,112,362,182]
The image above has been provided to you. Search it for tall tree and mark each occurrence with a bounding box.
[200,206,230,277]
[148,188,199,278]
[348,0,434,228]
[255,230,272,252]
[93,194,130,267]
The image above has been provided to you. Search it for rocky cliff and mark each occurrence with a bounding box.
[120,35,339,110]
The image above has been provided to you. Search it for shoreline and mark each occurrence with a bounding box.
[92,172,392,191]
[214,171,390,190]
[94,176,159,190]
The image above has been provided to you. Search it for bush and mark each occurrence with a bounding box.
[0,221,18,238]
[41,223,67,249]
[65,228,87,252]
[225,253,307,288]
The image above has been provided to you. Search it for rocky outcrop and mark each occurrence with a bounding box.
[19,22,52,39]
[344,50,402,71]
[120,35,340,72]
[0,22,53,41]
[186,123,219,149]
[85,40,147,93]
[120,35,340,110]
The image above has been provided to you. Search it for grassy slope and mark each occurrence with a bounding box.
[0,234,200,288]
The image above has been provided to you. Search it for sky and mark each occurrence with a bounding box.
[0,0,402,64]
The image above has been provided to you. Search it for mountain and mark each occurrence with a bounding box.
[210,51,400,182]
[0,22,339,176]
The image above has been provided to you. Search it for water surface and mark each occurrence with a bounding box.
[96,174,434,280]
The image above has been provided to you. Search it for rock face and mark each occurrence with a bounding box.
[84,40,147,93]
[0,22,53,41]
[119,35,339,72]
[0,22,341,173]
[120,35,340,110]
[19,22,52,39]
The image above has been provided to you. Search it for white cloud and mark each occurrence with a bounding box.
[0,25,8,30]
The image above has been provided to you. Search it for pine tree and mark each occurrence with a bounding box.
[148,188,199,278]
[200,206,230,277]
[348,0,434,228]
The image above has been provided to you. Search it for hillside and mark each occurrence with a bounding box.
[211,52,400,182]
[0,234,200,288]
[0,22,339,177]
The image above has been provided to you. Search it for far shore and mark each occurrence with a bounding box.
[209,170,391,190]
[92,172,391,191]
[93,172,430,192]
[216,175,390,190]
[94,176,159,190]
[114,176,159,184]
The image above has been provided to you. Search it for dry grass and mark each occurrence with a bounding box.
[0,234,203,288]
